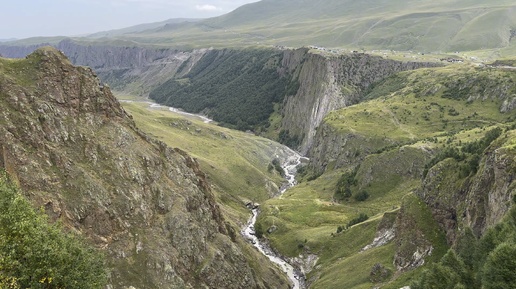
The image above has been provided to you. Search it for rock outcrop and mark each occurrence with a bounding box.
[0,39,208,97]
[0,47,288,289]
[280,48,440,153]
[417,134,516,244]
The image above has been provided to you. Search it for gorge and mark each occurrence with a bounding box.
[1,1,516,287]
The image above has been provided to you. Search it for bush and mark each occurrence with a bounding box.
[334,169,358,202]
[254,222,264,239]
[347,213,369,228]
[0,174,107,289]
[354,190,370,202]
[271,158,285,177]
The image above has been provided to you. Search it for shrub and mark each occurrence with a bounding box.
[0,174,107,289]
[354,190,370,202]
[271,158,285,177]
[254,222,264,239]
[347,213,369,228]
[334,169,358,201]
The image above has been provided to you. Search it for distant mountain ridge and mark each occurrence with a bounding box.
[87,18,201,38]
[2,0,516,52]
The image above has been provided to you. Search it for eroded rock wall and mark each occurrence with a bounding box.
[280,49,439,153]
[417,136,516,244]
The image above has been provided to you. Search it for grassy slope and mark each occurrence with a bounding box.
[255,63,516,288]
[101,0,516,52]
[5,0,514,53]
[120,100,290,223]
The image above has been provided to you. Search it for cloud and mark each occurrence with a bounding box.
[195,4,221,11]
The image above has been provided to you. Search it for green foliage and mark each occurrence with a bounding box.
[0,174,107,289]
[353,190,370,202]
[278,129,302,148]
[424,127,502,178]
[254,222,264,239]
[412,205,516,289]
[149,49,291,132]
[412,262,464,289]
[441,75,515,101]
[347,213,369,228]
[334,169,358,202]
[364,73,408,101]
[482,242,516,289]
[271,158,285,177]
[455,228,478,270]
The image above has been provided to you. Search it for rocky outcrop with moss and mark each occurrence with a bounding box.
[0,47,288,289]
[417,130,516,244]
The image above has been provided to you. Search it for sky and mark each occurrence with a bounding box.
[0,0,260,39]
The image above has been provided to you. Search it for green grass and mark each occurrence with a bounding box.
[120,101,290,222]
[5,0,515,53]
[251,61,515,288]
[326,65,515,145]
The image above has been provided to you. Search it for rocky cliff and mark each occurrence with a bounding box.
[279,48,440,153]
[0,42,439,153]
[0,39,208,96]
[418,132,516,244]
[0,47,288,289]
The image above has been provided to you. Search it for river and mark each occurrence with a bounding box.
[122,98,307,288]
[242,150,307,289]
[120,100,213,123]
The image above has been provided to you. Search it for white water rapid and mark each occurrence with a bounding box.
[242,149,307,289]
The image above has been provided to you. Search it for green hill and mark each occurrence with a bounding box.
[3,0,515,53]
[254,62,516,288]
[105,0,516,52]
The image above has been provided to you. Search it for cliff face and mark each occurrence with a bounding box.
[0,42,438,153]
[418,135,516,243]
[0,47,287,289]
[57,40,209,96]
[280,49,439,153]
[0,40,208,97]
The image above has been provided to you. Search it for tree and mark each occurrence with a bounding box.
[354,190,370,202]
[411,263,461,289]
[482,242,516,289]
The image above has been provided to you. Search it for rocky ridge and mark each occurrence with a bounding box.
[0,40,208,97]
[418,134,516,243]
[0,42,439,154]
[0,47,288,289]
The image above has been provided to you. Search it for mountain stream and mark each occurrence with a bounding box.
[242,149,306,289]
[123,99,306,288]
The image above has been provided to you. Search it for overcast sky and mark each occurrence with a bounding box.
[0,0,260,39]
